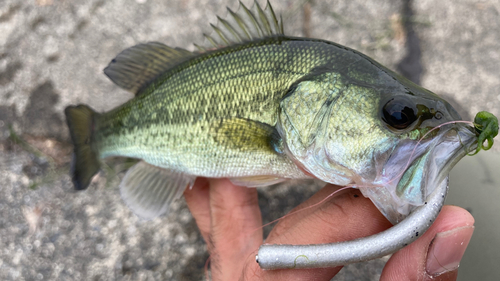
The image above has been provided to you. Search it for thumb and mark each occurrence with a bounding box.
[381,205,474,281]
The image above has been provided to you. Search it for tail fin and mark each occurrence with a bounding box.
[64,105,100,190]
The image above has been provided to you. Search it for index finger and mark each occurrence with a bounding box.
[184,177,211,242]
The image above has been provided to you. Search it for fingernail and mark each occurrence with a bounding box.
[426,225,474,277]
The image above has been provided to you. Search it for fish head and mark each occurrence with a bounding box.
[362,85,478,223]
[279,67,478,224]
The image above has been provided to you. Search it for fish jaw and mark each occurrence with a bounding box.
[360,123,478,224]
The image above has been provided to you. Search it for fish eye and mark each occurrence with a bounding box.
[382,98,417,130]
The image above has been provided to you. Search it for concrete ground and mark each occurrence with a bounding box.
[0,0,498,280]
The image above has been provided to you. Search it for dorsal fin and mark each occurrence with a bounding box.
[194,0,284,52]
[104,42,195,95]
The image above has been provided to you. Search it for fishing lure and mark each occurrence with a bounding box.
[470,111,498,155]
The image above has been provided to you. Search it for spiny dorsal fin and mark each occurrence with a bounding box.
[195,0,284,52]
[104,42,195,95]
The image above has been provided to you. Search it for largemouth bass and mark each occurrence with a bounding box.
[64,1,496,223]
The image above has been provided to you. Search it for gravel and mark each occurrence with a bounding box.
[1,0,498,280]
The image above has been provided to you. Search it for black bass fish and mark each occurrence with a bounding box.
[65,1,489,223]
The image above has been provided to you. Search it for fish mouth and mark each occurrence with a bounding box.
[359,123,478,224]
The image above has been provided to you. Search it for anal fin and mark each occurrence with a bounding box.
[119,161,195,220]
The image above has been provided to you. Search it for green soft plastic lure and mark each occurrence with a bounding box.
[470,111,499,155]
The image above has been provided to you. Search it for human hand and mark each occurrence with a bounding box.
[184,178,474,281]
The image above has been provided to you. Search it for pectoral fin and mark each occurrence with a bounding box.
[119,161,195,220]
[212,118,283,154]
